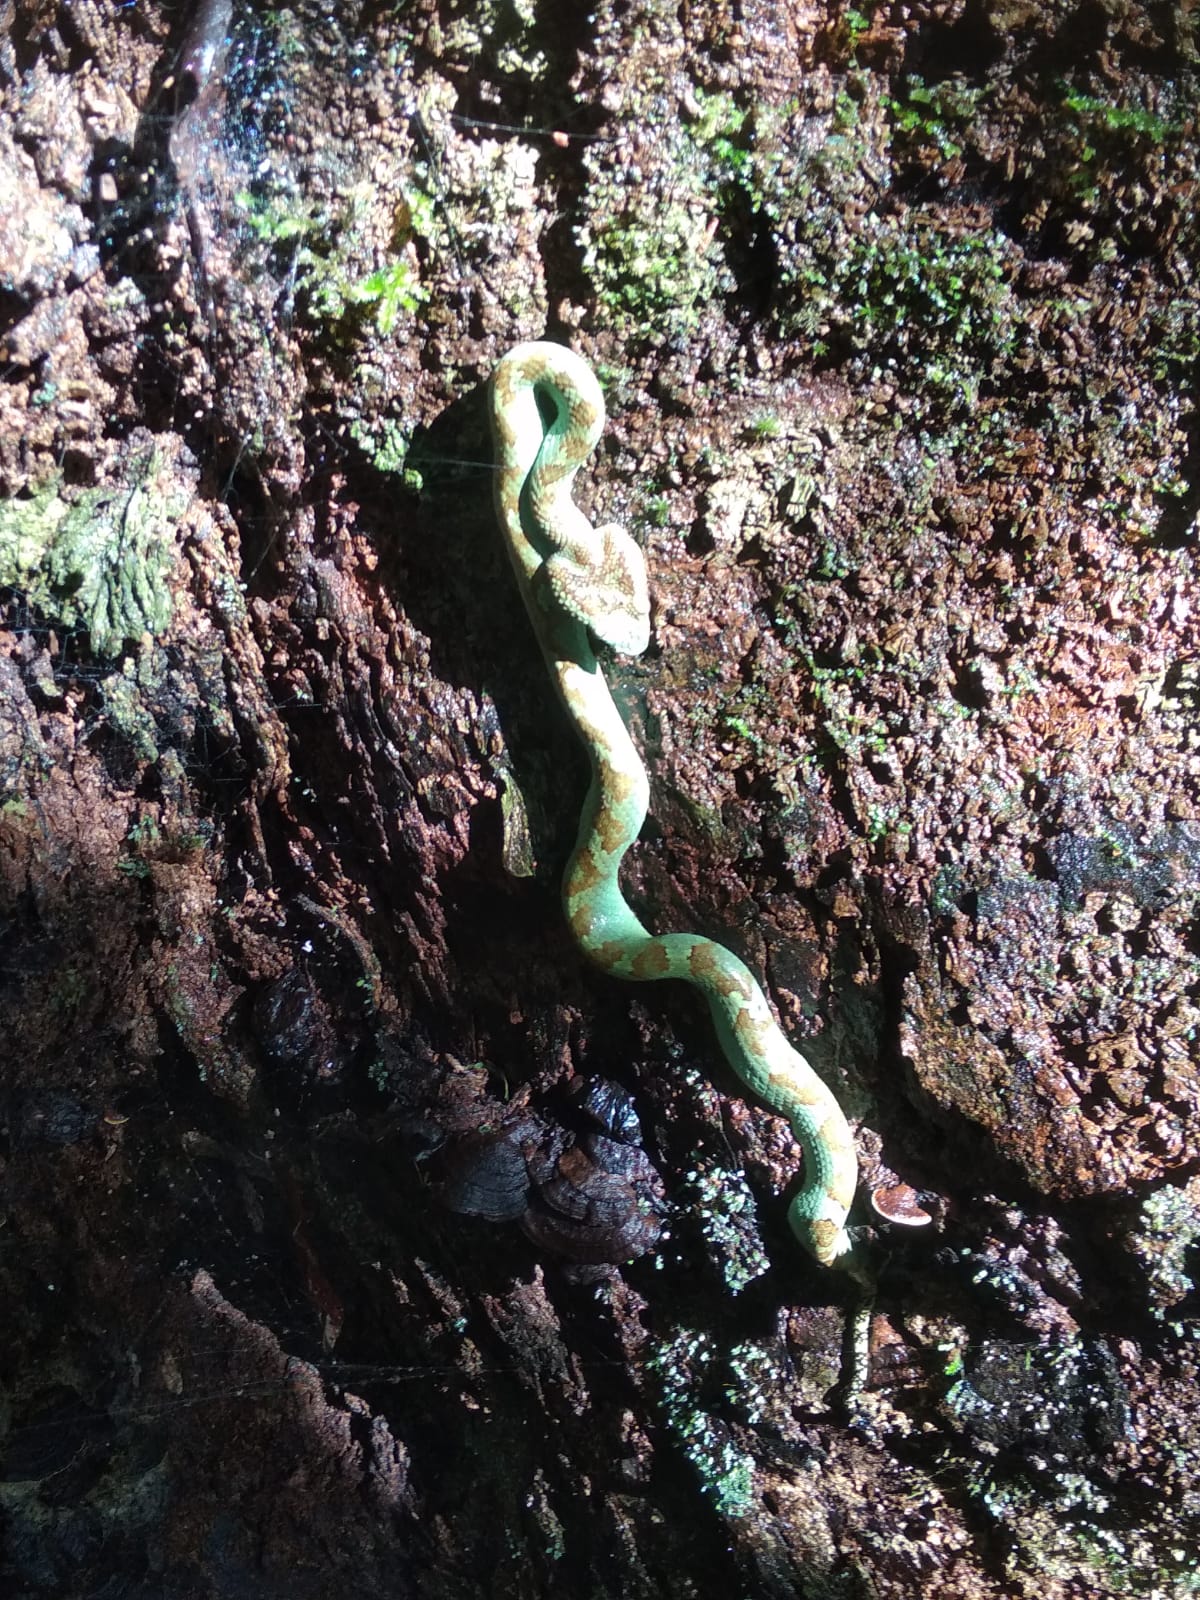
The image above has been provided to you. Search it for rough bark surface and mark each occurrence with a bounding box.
[1,1,1198,1596]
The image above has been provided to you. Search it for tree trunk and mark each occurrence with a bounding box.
[1,2,1198,1596]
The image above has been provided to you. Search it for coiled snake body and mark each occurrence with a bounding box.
[490,342,857,1269]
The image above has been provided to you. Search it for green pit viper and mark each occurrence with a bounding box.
[490,341,858,1271]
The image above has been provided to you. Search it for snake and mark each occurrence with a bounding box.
[489,341,857,1270]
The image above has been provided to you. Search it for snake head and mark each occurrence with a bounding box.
[546,522,650,656]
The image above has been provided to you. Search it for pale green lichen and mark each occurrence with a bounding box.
[723,1339,782,1426]
[100,651,171,763]
[1125,1183,1200,1315]
[741,86,1018,414]
[235,178,433,336]
[0,449,185,656]
[577,89,747,340]
[681,1150,771,1295]
[645,1328,757,1518]
[930,1336,1200,1592]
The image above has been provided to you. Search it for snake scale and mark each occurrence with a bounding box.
[490,341,857,1270]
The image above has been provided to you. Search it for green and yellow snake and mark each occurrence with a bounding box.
[490,341,857,1270]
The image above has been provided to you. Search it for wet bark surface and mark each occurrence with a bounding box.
[1,1,1198,1595]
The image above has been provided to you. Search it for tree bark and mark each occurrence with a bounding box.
[1,2,1198,1596]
